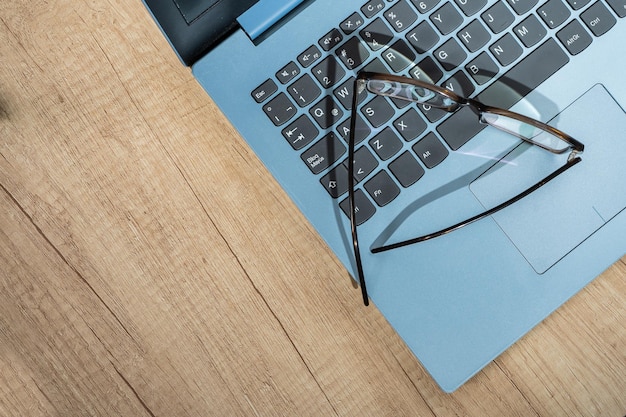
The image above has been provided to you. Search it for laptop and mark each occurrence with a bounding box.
[143,0,626,392]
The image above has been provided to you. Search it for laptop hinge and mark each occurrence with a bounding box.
[237,0,306,41]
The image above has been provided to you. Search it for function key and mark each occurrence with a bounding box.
[341,12,365,34]
[297,45,322,67]
[364,170,401,206]
[581,2,617,36]
[537,0,571,29]
[361,0,386,18]
[276,61,300,84]
[606,0,626,17]
[504,0,539,15]
[410,0,441,14]
[251,79,277,103]
[319,28,343,51]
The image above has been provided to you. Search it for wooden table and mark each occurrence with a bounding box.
[1,1,625,415]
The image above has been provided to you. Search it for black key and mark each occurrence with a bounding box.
[312,56,346,89]
[287,74,322,107]
[301,132,346,174]
[466,51,499,85]
[537,0,571,29]
[406,21,440,54]
[410,0,441,14]
[334,76,367,110]
[251,79,277,103]
[481,1,515,34]
[298,45,322,67]
[412,132,449,168]
[394,108,427,141]
[437,106,485,150]
[360,18,394,51]
[513,14,548,47]
[321,164,349,198]
[336,37,370,70]
[341,12,365,34]
[457,19,491,52]
[409,56,443,83]
[282,115,319,150]
[337,114,371,144]
[565,0,592,10]
[418,102,448,123]
[361,95,395,128]
[362,57,391,74]
[434,38,467,71]
[346,146,379,182]
[581,2,617,36]
[276,62,300,84]
[505,0,539,15]
[430,2,465,35]
[340,189,376,225]
[365,170,401,206]
[490,33,523,66]
[557,20,593,55]
[385,0,418,32]
[443,71,475,97]
[454,0,488,16]
[606,0,626,17]
[383,39,416,72]
[478,38,569,109]
[389,151,425,187]
[309,96,344,129]
[319,28,343,51]
[361,0,386,18]
[369,127,403,160]
[263,93,296,126]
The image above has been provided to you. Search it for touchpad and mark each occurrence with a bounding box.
[470,84,626,273]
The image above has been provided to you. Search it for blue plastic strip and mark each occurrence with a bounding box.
[237,0,306,40]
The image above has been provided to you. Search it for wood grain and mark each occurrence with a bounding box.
[1,1,624,416]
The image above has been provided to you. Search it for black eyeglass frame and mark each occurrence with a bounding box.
[347,71,585,306]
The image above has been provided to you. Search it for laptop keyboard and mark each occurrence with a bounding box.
[252,0,625,225]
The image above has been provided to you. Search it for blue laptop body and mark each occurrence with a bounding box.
[144,0,626,392]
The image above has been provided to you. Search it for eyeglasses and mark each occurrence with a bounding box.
[347,71,585,306]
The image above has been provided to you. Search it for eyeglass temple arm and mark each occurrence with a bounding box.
[371,156,583,254]
[348,79,370,306]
